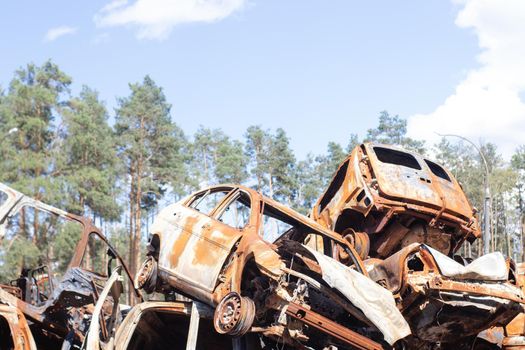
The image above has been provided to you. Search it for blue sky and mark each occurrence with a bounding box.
[1,1,523,159]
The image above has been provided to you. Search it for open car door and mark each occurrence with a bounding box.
[83,267,125,350]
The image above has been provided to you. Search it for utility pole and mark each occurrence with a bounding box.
[437,133,491,255]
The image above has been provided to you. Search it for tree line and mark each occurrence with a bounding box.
[1,61,524,280]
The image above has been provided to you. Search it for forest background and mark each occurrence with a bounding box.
[1,61,524,280]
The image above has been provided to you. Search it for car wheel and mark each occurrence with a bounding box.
[134,256,157,293]
[214,292,256,337]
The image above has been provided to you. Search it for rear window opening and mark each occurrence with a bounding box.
[373,147,421,170]
[318,160,349,213]
[424,159,451,182]
[356,190,366,202]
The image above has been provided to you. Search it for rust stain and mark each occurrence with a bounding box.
[169,215,199,269]
[192,229,226,267]
[311,142,481,260]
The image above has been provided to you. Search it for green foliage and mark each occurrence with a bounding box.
[365,111,425,154]
[512,146,525,170]
[115,75,188,204]
[345,134,360,154]
[2,59,524,279]
[294,154,326,213]
[1,61,71,205]
[0,238,41,281]
[190,126,248,186]
[244,126,296,202]
[245,125,269,191]
[51,221,83,273]
[115,75,188,276]
[61,86,121,220]
[268,128,296,202]
[215,140,248,184]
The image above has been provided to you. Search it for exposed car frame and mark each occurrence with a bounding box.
[311,142,481,260]
[311,143,525,349]
[0,182,140,349]
[136,184,411,349]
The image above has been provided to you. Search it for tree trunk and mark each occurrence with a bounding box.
[268,170,274,199]
[520,219,525,262]
[128,161,136,279]
[134,164,142,285]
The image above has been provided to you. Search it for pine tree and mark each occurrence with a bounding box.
[190,127,248,186]
[0,61,72,277]
[511,146,525,260]
[345,133,360,154]
[245,127,296,202]
[365,111,425,153]
[115,76,187,284]
[267,128,296,202]
[1,61,71,204]
[61,86,121,221]
[214,139,248,184]
[245,126,269,192]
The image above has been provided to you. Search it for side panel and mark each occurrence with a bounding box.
[156,205,243,293]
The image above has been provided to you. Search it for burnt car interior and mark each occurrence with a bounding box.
[126,310,233,350]
[0,184,139,349]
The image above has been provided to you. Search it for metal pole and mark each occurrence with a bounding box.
[483,177,491,255]
[186,302,201,350]
[437,133,491,255]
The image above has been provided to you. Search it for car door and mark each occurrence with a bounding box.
[157,187,245,294]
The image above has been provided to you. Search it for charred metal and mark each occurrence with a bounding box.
[1,142,524,350]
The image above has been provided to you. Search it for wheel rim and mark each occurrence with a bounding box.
[134,257,156,292]
[214,292,255,336]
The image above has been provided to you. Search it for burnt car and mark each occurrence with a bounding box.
[478,262,525,349]
[311,142,480,260]
[0,304,36,350]
[367,243,524,349]
[0,183,140,349]
[311,143,525,349]
[83,268,239,350]
[135,184,411,349]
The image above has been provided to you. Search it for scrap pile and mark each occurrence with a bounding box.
[0,143,523,350]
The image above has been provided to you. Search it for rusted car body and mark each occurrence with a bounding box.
[0,183,139,349]
[367,243,524,348]
[311,143,525,349]
[479,262,525,349]
[311,142,480,259]
[0,304,37,350]
[136,184,412,349]
[84,268,238,350]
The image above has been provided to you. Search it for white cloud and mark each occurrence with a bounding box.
[44,26,77,42]
[92,32,111,44]
[94,0,245,40]
[407,0,525,159]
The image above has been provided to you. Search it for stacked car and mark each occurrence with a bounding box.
[0,142,523,349]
